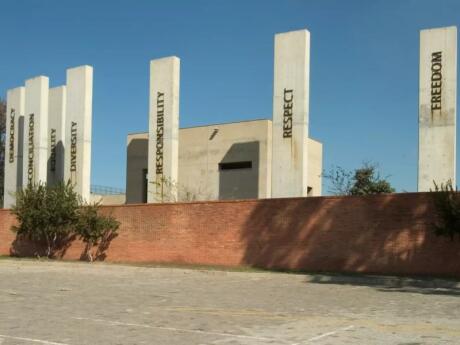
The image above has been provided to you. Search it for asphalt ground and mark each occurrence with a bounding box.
[0,259,459,345]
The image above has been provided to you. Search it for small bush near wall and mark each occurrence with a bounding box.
[432,181,460,241]
[76,202,120,262]
[12,183,79,258]
[11,182,119,260]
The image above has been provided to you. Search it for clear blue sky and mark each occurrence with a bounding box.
[1,0,459,193]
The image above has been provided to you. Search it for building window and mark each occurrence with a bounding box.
[218,161,252,171]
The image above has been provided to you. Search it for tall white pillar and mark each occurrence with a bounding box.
[418,26,457,192]
[147,57,180,203]
[23,76,49,187]
[271,30,310,198]
[47,86,66,186]
[64,66,93,201]
[3,87,25,208]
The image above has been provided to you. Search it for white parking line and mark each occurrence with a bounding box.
[73,316,284,342]
[292,325,355,344]
[0,335,70,345]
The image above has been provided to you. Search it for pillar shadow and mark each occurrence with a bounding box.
[16,115,24,188]
[47,140,64,185]
[240,193,460,278]
[126,137,148,204]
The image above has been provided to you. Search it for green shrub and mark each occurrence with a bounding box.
[11,182,120,260]
[324,162,395,196]
[432,180,460,241]
[12,182,79,257]
[75,202,120,262]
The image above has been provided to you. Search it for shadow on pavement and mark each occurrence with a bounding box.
[305,273,460,297]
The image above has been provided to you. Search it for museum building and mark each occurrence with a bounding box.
[125,119,322,204]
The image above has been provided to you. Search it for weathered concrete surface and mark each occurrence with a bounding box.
[126,120,322,203]
[47,86,66,186]
[148,56,180,203]
[418,26,457,191]
[23,76,49,187]
[64,66,93,202]
[0,259,459,345]
[272,29,310,198]
[3,87,25,208]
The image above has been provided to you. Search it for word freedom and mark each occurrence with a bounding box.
[155,92,165,176]
[283,88,294,138]
[431,51,443,112]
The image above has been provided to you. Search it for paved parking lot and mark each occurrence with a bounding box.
[0,259,459,344]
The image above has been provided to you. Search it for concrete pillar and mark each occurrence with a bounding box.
[418,26,457,191]
[47,86,66,186]
[147,57,180,203]
[23,76,49,187]
[64,66,93,201]
[3,87,25,208]
[271,29,310,198]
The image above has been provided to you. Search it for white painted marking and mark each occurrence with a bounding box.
[73,317,280,342]
[211,338,243,344]
[0,334,70,345]
[221,278,263,284]
[292,325,355,344]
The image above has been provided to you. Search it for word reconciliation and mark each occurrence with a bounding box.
[155,92,165,176]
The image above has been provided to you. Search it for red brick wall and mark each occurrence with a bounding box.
[1,193,459,277]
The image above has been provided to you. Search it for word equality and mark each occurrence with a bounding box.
[50,128,57,172]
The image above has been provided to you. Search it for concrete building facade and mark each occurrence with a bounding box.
[126,119,322,204]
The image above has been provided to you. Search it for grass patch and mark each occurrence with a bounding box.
[104,261,268,273]
[0,255,55,262]
[2,256,458,282]
[0,256,265,273]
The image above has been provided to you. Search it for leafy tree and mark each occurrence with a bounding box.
[12,182,80,257]
[0,99,6,207]
[11,181,120,260]
[431,180,460,241]
[324,163,395,196]
[349,164,395,195]
[75,202,120,262]
[322,166,354,196]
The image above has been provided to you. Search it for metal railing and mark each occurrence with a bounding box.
[90,185,125,195]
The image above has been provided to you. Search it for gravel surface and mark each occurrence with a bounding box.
[0,259,459,344]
